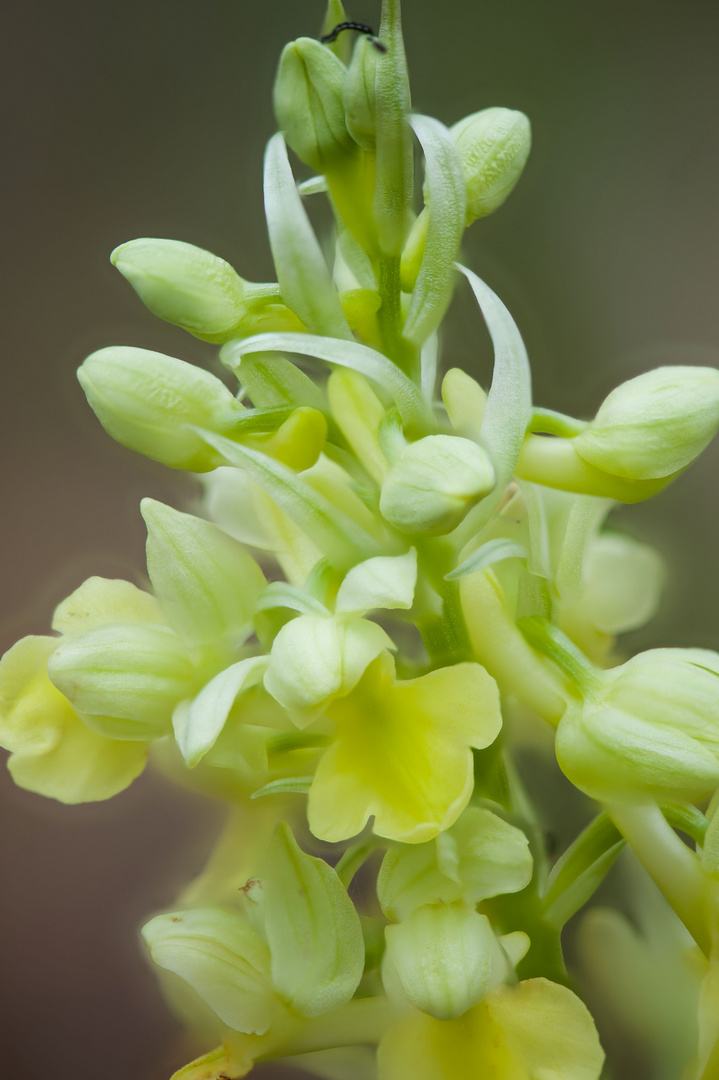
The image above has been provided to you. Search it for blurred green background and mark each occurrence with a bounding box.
[2,0,719,1076]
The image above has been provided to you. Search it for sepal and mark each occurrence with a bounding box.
[142,499,266,651]
[384,903,496,1019]
[142,907,274,1034]
[262,823,365,1016]
[379,435,495,535]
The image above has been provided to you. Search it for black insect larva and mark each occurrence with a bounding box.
[320,21,387,53]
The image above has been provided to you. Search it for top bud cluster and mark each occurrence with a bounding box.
[3,3,719,1079]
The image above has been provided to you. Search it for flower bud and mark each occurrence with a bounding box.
[384,903,496,1019]
[273,38,353,172]
[556,648,719,803]
[378,806,533,921]
[78,346,246,471]
[142,499,266,651]
[451,107,531,224]
[379,435,495,535]
[572,366,719,480]
[111,238,251,342]
[263,614,393,724]
[343,36,379,149]
[47,621,196,736]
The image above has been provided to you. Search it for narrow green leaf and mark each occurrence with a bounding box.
[454,266,532,535]
[554,496,612,604]
[661,803,708,846]
[264,133,352,339]
[420,333,438,403]
[220,346,327,411]
[297,175,329,196]
[518,615,602,696]
[226,331,429,428]
[265,731,331,755]
[445,538,527,581]
[542,814,624,928]
[402,115,466,346]
[255,581,330,617]
[529,407,589,438]
[250,776,314,799]
[196,430,381,569]
[335,838,387,888]
[517,480,552,578]
[263,823,365,1016]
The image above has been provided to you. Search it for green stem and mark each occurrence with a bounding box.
[516,434,673,504]
[528,408,588,438]
[374,0,413,257]
[415,539,473,666]
[377,253,415,377]
[262,996,396,1059]
[608,801,712,956]
[517,616,603,698]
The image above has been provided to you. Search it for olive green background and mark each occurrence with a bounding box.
[2,0,719,1076]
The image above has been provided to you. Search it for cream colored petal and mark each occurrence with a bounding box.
[52,577,162,635]
[308,655,501,843]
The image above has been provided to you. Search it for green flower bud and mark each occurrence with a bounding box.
[556,648,719,803]
[273,38,353,172]
[111,238,252,343]
[451,107,531,224]
[572,366,719,480]
[78,346,245,471]
[47,621,196,737]
[384,903,497,1020]
[378,806,533,921]
[264,613,393,723]
[379,435,495,535]
[343,36,379,149]
[141,499,266,652]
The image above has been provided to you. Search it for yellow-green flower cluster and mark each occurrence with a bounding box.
[5,0,719,1077]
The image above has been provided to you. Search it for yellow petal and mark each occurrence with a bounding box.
[484,978,605,1079]
[308,654,501,843]
[0,635,145,802]
[377,1000,526,1080]
[51,577,162,635]
[378,978,604,1080]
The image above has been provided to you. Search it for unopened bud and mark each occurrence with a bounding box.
[379,435,495,535]
[451,107,531,224]
[78,346,246,471]
[273,38,353,172]
[556,647,719,803]
[48,621,195,737]
[111,238,252,343]
[343,36,379,149]
[572,366,719,480]
[384,903,496,1019]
